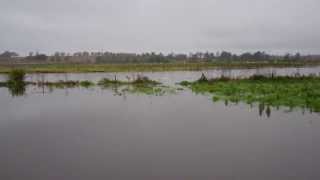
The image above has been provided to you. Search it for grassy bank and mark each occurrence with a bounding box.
[0,61,319,73]
[181,75,320,113]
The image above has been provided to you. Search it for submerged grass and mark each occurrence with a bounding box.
[181,74,320,112]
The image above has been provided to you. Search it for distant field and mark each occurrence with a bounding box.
[0,61,319,73]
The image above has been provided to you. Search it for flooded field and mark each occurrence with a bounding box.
[2,66,320,180]
[1,66,320,85]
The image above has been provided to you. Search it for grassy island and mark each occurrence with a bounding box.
[181,74,320,112]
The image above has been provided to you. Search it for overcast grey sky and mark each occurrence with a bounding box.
[1,0,320,55]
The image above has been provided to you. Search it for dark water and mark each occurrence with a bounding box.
[2,67,320,180]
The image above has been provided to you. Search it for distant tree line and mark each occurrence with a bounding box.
[0,51,19,58]
[0,50,319,63]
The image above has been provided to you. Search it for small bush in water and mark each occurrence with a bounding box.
[8,69,26,84]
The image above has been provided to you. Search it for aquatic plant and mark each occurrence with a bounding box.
[97,75,176,96]
[79,80,95,88]
[98,75,160,86]
[196,73,209,83]
[6,69,27,96]
[36,80,95,89]
[8,69,26,82]
[98,78,126,86]
[7,69,26,86]
[132,75,160,85]
[181,74,320,113]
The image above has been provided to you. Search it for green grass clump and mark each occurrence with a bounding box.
[7,69,26,85]
[98,75,160,86]
[36,80,95,89]
[79,80,95,88]
[97,75,175,96]
[5,69,27,96]
[131,75,160,85]
[181,75,320,112]
[98,78,126,86]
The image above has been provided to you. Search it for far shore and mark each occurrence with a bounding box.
[0,61,320,73]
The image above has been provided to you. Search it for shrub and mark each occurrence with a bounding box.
[8,69,26,83]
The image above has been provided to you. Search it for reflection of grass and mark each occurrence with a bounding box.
[181,74,320,112]
[0,82,7,87]
[121,85,176,96]
[8,82,26,96]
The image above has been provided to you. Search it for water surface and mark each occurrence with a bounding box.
[2,67,320,180]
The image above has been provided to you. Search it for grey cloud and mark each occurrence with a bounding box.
[0,0,319,55]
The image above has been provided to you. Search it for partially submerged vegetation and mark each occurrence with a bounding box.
[98,75,174,96]
[0,70,172,96]
[181,74,320,113]
[34,80,95,89]
[2,69,320,115]
[5,69,27,96]
[0,69,96,95]
[98,75,160,86]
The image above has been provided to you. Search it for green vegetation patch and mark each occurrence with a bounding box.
[181,74,320,112]
[98,76,175,96]
[36,80,95,89]
[98,75,160,86]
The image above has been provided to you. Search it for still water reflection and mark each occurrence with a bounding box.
[2,67,320,180]
[1,66,320,84]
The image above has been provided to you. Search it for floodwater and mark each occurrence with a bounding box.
[2,67,320,180]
